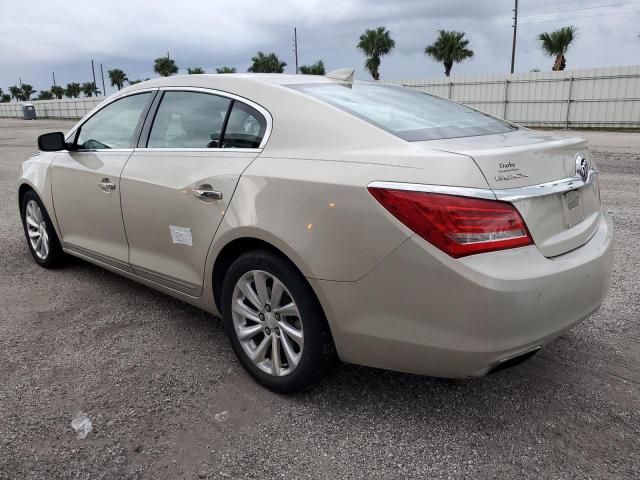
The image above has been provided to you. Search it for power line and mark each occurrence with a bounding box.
[520,1,640,17]
[519,9,640,25]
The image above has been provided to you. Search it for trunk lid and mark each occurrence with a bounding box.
[420,129,602,257]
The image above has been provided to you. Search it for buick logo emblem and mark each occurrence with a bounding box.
[575,155,588,182]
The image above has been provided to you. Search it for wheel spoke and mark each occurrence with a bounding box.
[279,320,303,345]
[270,279,284,308]
[273,302,299,317]
[237,323,263,340]
[26,216,38,228]
[253,271,269,306]
[249,335,271,362]
[35,237,42,253]
[28,229,40,239]
[238,279,262,310]
[232,299,261,323]
[271,335,281,375]
[280,333,300,367]
[41,237,49,258]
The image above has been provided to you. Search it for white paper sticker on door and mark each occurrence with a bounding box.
[169,225,193,246]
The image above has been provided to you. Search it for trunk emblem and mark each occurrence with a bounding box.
[576,155,588,182]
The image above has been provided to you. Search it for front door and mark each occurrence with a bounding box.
[51,92,155,270]
[120,90,269,295]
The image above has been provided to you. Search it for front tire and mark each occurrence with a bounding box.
[222,250,335,393]
[20,190,65,268]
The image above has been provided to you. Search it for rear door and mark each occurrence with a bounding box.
[424,130,601,257]
[51,91,155,269]
[120,89,270,295]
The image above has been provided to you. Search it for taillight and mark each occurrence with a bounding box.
[368,187,532,258]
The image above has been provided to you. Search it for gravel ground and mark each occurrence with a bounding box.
[0,118,638,479]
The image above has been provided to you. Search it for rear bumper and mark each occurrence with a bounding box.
[311,212,615,378]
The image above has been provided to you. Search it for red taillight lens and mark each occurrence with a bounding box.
[368,187,533,258]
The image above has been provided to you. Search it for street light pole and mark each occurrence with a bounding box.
[293,27,299,74]
[100,63,106,96]
[510,0,518,74]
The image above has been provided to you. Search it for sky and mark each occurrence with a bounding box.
[1,0,639,96]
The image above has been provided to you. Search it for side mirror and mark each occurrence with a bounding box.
[37,132,66,151]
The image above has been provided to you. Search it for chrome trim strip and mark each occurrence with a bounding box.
[134,147,262,154]
[131,264,201,295]
[368,169,597,203]
[63,243,134,273]
[367,181,497,200]
[493,170,597,202]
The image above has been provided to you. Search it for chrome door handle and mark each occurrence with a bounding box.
[193,188,223,200]
[98,178,116,192]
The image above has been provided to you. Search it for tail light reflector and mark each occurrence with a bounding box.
[368,187,532,258]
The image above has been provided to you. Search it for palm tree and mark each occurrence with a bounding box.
[65,82,81,98]
[81,82,100,97]
[299,60,326,75]
[51,86,64,99]
[356,27,395,80]
[0,94,10,103]
[20,84,37,101]
[108,68,128,90]
[247,52,286,73]
[154,57,178,76]
[216,66,236,74]
[187,67,205,74]
[9,85,21,101]
[37,91,54,100]
[425,30,474,77]
[538,26,577,71]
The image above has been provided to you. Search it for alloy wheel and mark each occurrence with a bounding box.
[231,270,304,377]
[25,200,49,260]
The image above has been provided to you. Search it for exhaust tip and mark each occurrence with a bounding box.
[487,346,541,375]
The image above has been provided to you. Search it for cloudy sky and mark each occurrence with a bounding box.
[2,0,639,95]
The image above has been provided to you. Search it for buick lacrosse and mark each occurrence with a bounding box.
[19,71,614,392]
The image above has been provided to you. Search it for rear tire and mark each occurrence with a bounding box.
[221,250,336,393]
[20,190,65,268]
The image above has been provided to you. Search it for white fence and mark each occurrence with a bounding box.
[0,97,102,119]
[2,65,640,127]
[387,65,640,128]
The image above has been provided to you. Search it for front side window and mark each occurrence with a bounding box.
[148,92,231,148]
[76,92,152,150]
[291,83,516,141]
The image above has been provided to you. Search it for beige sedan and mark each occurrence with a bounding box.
[19,72,615,392]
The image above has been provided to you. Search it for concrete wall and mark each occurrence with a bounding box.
[0,97,102,120]
[2,65,640,128]
[385,65,640,128]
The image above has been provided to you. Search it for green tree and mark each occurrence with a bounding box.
[357,26,395,80]
[20,84,37,101]
[81,82,100,97]
[299,60,326,75]
[538,26,577,71]
[0,94,10,103]
[108,68,128,90]
[37,90,54,100]
[65,82,81,98]
[425,30,474,77]
[9,85,21,101]
[51,86,64,99]
[216,66,236,73]
[247,52,286,73]
[154,57,178,76]
[187,66,205,74]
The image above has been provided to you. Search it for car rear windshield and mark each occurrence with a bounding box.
[290,83,516,141]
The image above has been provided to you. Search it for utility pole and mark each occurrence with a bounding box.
[52,72,57,87]
[510,0,518,74]
[91,59,97,91]
[293,27,299,74]
[100,63,106,96]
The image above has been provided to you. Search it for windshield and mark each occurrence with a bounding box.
[290,83,516,141]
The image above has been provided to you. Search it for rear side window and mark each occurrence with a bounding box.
[222,102,267,149]
[290,83,516,141]
[76,92,152,150]
[148,92,231,148]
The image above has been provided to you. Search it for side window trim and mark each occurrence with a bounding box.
[218,99,235,148]
[136,87,271,151]
[65,89,159,151]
